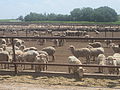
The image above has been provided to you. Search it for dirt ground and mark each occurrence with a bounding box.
[0,73,119,90]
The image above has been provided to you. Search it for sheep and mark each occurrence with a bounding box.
[0,39,6,45]
[87,45,104,61]
[0,44,7,51]
[97,54,106,73]
[58,38,65,47]
[19,45,26,51]
[106,56,116,74]
[35,53,48,72]
[0,51,10,69]
[68,56,84,79]
[104,40,112,48]
[19,50,39,69]
[47,30,53,36]
[29,47,37,51]
[38,51,49,60]
[42,46,56,62]
[5,46,19,55]
[94,30,100,37]
[89,42,102,48]
[83,35,90,38]
[69,45,91,64]
[53,39,59,47]
[23,47,37,52]
[37,39,46,45]
[15,40,24,47]
[113,53,120,74]
[13,38,24,45]
[0,48,3,52]
[14,50,24,62]
[111,44,120,53]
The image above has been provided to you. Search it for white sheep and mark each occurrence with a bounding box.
[58,38,65,47]
[19,45,26,51]
[14,50,24,62]
[89,42,102,48]
[0,39,6,45]
[111,44,120,53]
[23,47,37,52]
[113,53,120,75]
[5,46,19,55]
[87,45,104,61]
[69,45,91,64]
[104,40,112,48]
[42,46,56,62]
[13,38,24,47]
[0,51,10,69]
[0,44,7,51]
[35,53,48,72]
[94,30,100,37]
[19,50,39,69]
[53,39,59,47]
[38,51,49,61]
[106,56,116,74]
[97,54,106,73]
[68,56,84,79]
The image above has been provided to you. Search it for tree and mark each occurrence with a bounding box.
[118,15,120,21]
[94,6,118,22]
[17,15,24,21]
[70,8,81,21]
[80,7,95,21]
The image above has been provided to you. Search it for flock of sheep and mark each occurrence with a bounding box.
[0,36,120,77]
[68,40,120,77]
[0,24,120,79]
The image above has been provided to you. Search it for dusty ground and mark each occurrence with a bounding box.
[0,74,119,90]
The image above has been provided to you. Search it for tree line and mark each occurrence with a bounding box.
[17,6,119,22]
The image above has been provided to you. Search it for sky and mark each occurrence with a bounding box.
[0,0,120,19]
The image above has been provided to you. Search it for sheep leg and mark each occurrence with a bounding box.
[117,68,119,75]
[98,67,103,73]
[52,55,55,62]
[93,56,96,61]
[45,62,47,71]
[1,64,3,69]
[86,57,90,64]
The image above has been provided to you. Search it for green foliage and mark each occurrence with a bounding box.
[118,15,120,21]
[94,6,118,22]
[23,6,118,22]
[17,15,24,21]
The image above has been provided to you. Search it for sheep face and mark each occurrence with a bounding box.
[69,45,75,50]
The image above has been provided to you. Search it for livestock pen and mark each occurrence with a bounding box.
[0,36,120,79]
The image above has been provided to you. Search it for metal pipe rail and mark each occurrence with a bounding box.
[0,61,120,68]
[0,36,120,40]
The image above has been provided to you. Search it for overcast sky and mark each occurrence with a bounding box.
[0,0,120,19]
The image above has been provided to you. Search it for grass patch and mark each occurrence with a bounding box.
[27,21,120,24]
[0,19,21,22]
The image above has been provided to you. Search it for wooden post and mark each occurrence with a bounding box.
[11,38,18,74]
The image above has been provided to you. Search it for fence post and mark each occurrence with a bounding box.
[11,38,18,74]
